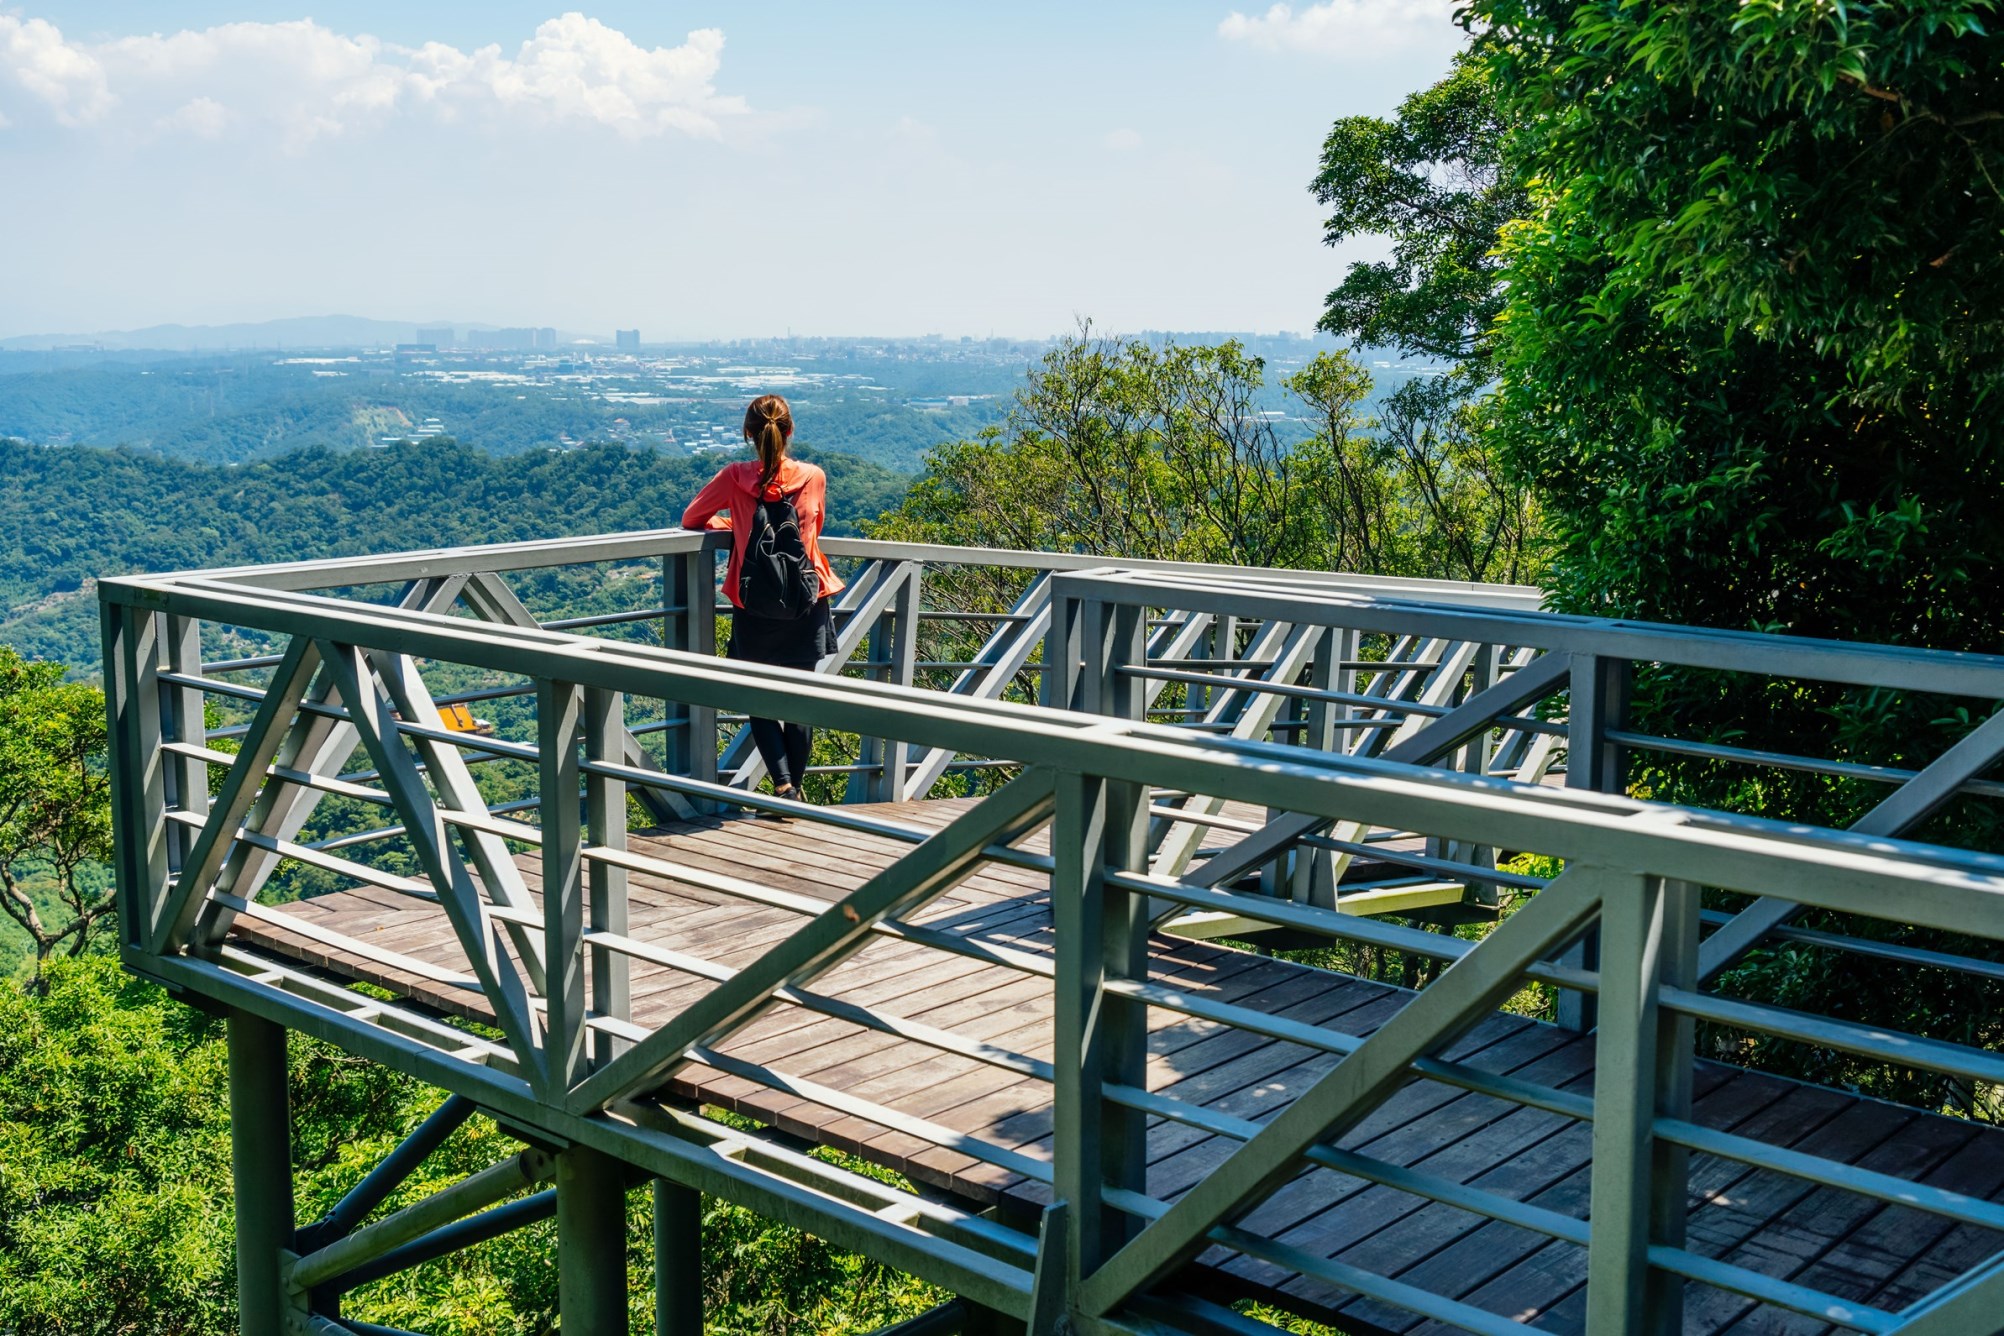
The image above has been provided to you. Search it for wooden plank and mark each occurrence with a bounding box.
[1747,1127,2004,1331]
[1329,1062,1737,1333]
[1681,1106,1977,1331]
[1396,1077,1857,1336]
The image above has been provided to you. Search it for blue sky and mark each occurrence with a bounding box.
[0,3,1466,339]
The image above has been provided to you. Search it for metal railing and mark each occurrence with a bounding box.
[101,530,2004,1336]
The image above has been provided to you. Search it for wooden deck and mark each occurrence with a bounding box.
[232,797,2004,1335]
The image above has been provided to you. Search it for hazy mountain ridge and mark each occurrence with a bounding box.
[0,315,575,352]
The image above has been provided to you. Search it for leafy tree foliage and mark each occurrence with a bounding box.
[1311,49,1523,367]
[0,648,111,974]
[1461,0,2004,1108]
[871,328,1539,584]
[1473,0,2004,652]
[0,958,952,1334]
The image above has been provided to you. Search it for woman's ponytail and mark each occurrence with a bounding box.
[744,394,793,493]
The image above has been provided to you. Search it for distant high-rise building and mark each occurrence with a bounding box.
[417,327,455,346]
[616,329,641,353]
[534,327,558,351]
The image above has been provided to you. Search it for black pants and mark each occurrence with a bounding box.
[748,716,811,791]
[727,597,836,792]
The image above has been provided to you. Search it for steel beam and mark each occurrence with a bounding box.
[297,1094,477,1252]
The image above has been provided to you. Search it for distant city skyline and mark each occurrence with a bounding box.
[0,3,1466,340]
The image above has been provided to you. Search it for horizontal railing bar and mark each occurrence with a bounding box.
[688,1045,1062,1188]
[579,843,1057,981]
[1655,1117,2004,1233]
[572,754,1055,876]
[1603,729,2004,801]
[1068,566,2004,699]
[166,810,441,903]
[1142,656,1449,673]
[915,610,1040,623]
[1115,868,1596,991]
[1301,834,1546,890]
[1662,986,2004,1087]
[1696,908,2004,984]
[583,931,1054,1083]
[203,653,288,674]
[161,669,267,703]
[221,896,483,994]
[542,606,671,631]
[1101,976,1595,1121]
[1201,1219,1544,1336]
[172,527,720,590]
[1645,1245,1898,1333]
[1121,664,1461,719]
[1103,1081,1591,1245]
[164,745,549,846]
[1139,667,1568,741]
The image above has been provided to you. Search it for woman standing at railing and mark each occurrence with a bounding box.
[681,394,846,807]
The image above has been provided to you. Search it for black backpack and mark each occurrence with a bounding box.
[738,486,821,619]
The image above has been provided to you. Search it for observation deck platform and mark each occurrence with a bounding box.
[102,531,2004,1336]
[233,796,2004,1335]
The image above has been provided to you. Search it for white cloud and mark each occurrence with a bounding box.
[1,16,114,125]
[1103,127,1142,151]
[161,96,229,139]
[0,11,748,148]
[1217,1,1463,58]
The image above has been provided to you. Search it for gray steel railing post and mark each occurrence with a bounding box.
[1586,871,1696,1335]
[1457,644,1502,909]
[662,547,718,794]
[104,602,167,952]
[1054,597,1149,1299]
[540,679,589,1092]
[653,1179,702,1336]
[885,562,921,799]
[1558,654,1631,1029]
[585,686,631,1066]
[1043,589,1085,713]
[160,614,209,879]
[229,1009,295,1336]
[852,561,920,802]
[1053,767,1151,1294]
[556,1145,629,1335]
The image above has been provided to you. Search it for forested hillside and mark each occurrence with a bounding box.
[0,438,907,669]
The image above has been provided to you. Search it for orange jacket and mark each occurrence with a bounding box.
[681,457,846,609]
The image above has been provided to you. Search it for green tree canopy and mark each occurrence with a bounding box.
[1473,0,2004,650]
[871,328,1539,585]
[0,647,111,972]
[1311,48,1524,366]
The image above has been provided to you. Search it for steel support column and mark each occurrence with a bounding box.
[229,1010,295,1336]
[653,1178,702,1336]
[557,1145,629,1335]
